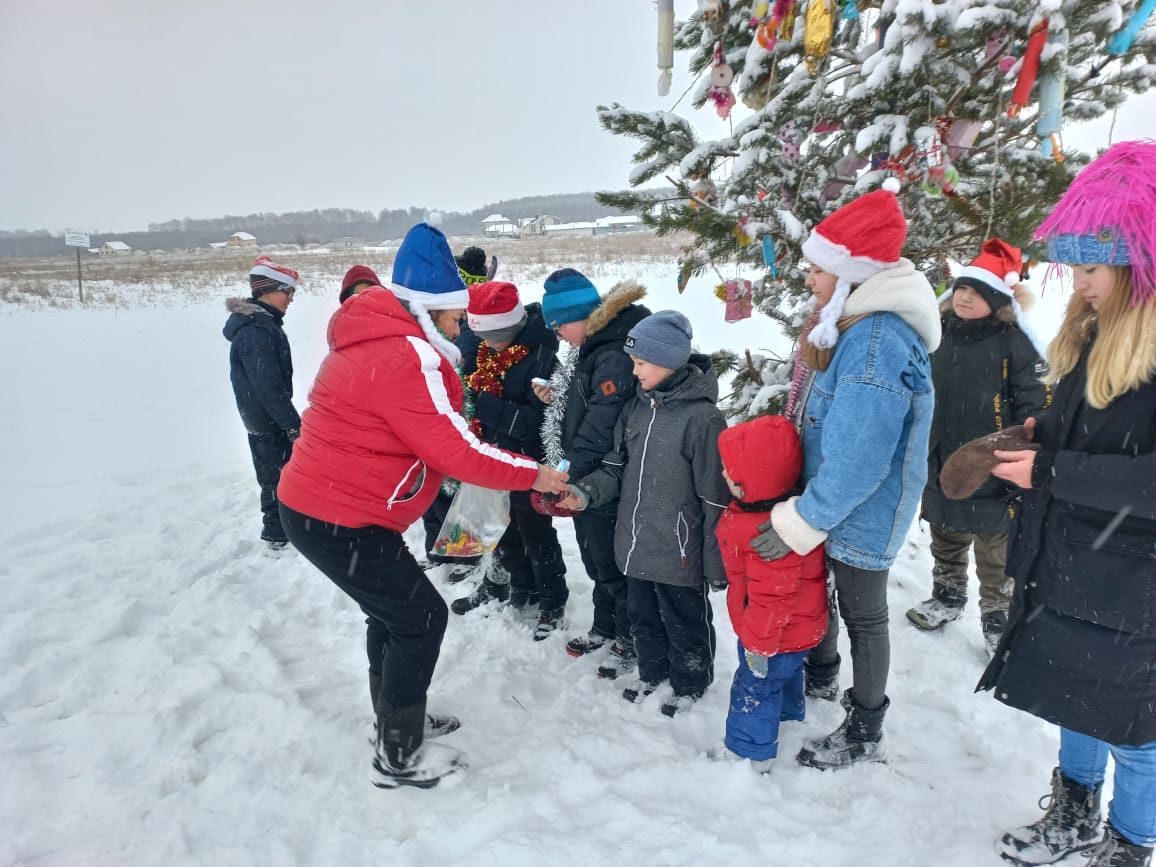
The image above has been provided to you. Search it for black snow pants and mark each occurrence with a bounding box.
[248,431,292,542]
[627,577,715,697]
[574,509,631,642]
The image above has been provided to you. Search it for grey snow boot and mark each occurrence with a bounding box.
[796,690,888,770]
[803,652,840,702]
[370,697,465,790]
[1085,822,1153,867]
[996,767,1102,865]
[982,609,1008,656]
[906,583,966,630]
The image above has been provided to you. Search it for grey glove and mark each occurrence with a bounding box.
[751,518,790,561]
[707,576,728,592]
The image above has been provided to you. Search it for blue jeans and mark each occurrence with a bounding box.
[1059,727,1156,847]
[724,641,807,761]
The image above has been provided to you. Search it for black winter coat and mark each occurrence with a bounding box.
[222,297,300,435]
[560,282,651,484]
[460,303,558,508]
[922,310,1049,534]
[977,342,1156,745]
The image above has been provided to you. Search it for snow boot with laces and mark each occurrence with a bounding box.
[597,641,637,680]
[804,652,840,702]
[566,630,610,657]
[1084,822,1153,867]
[451,579,509,615]
[369,698,465,790]
[533,607,567,641]
[996,767,1102,865]
[796,689,888,770]
[906,583,966,631]
[368,672,460,743]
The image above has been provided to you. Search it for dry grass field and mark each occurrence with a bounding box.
[0,232,692,309]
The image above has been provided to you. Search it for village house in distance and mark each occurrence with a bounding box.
[481,213,647,240]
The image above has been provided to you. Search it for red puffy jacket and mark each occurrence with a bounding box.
[716,415,828,656]
[278,287,539,531]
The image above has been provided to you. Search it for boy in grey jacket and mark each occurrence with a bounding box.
[561,311,730,716]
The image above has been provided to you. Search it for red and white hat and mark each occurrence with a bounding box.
[953,238,1022,305]
[467,281,525,333]
[803,178,907,348]
[249,256,300,292]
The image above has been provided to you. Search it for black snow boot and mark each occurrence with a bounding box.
[796,689,888,770]
[370,697,465,790]
[597,641,637,680]
[982,609,1008,657]
[804,652,840,701]
[622,678,664,703]
[566,630,610,657]
[533,607,567,641]
[451,579,509,615]
[1085,822,1153,867]
[906,583,966,630]
[445,560,484,584]
[996,767,1102,865]
[369,672,460,742]
[508,589,541,618]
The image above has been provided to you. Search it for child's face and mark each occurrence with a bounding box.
[1070,263,1115,311]
[554,320,588,347]
[631,356,674,391]
[482,339,512,351]
[722,467,743,499]
[805,265,839,307]
[951,285,994,320]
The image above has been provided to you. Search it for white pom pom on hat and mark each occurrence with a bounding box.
[881,177,901,194]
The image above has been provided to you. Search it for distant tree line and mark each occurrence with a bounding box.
[0,192,644,258]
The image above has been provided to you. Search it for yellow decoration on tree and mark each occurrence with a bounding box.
[803,0,836,73]
[714,283,728,301]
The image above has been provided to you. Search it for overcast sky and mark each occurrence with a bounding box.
[1,1,1152,232]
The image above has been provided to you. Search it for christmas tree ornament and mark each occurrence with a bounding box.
[657,0,675,97]
[998,55,1017,74]
[714,283,729,301]
[724,279,755,322]
[944,117,982,161]
[707,42,737,119]
[749,0,770,28]
[1036,26,1068,161]
[821,153,868,203]
[841,0,859,20]
[698,0,723,24]
[756,0,797,51]
[1108,0,1156,56]
[1008,18,1048,118]
[921,162,959,197]
[688,175,719,208]
[779,120,803,164]
[803,0,836,73]
[761,235,780,275]
[734,215,754,247]
[678,259,696,294]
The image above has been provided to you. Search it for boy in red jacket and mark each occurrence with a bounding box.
[717,415,828,768]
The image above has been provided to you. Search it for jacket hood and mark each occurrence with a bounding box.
[325,286,423,351]
[645,354,719,406]
[583,280,651,356]
[718,414,803,503]
[223,296,280,341]
[841,259,942,352]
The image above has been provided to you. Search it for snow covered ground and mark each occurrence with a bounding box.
[1,264,1075,866]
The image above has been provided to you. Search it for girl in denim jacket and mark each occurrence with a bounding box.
[751,179,941,770]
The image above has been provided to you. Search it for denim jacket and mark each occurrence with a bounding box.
[795,262,939,570]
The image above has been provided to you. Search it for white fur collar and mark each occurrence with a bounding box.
[841,259,942,352]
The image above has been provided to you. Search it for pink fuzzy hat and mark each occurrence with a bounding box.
[1035,139,1156,305]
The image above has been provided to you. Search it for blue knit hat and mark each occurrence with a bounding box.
[390,223,469,310]
[624,310,693,370]
[541,268,601,328]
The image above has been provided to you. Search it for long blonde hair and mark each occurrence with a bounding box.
[1046,267,1156,409]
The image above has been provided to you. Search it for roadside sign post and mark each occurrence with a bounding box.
[64,229,89,302]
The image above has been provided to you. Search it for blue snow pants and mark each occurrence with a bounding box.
[724,641,807,761]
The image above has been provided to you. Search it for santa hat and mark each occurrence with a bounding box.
[339,264,381,304]
[945,238,1047,356]
[803,178,907,349]
[467,281,525,333]
[249,256,299,296]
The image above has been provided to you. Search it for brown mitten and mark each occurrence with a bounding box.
[940,425,1041,500]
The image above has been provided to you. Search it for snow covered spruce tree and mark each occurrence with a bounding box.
[597,0,1155,417]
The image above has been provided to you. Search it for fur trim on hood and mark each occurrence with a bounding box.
[587,280,647,338]
[225,297,269,317]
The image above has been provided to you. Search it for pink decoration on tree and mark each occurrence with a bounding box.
[724,279,754,322]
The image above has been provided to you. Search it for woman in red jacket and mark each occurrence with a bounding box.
[278,223,569,790]
[716,414,828,770]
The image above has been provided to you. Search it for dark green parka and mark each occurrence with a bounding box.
[921,303,1049,534]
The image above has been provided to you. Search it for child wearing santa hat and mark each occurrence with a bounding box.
[750,178,941,770]
[906,239,1049,655]
[449,281,570,641]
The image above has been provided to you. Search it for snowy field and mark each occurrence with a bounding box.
[1,262,1074,866]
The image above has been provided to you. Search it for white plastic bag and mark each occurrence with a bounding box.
[432,483,511,558]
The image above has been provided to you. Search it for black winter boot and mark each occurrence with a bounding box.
[370,697,465,790]
[804,652,840,701]
[996,767,1102,865]
[369,671,460,742]
[982,609,1008,656]
[1085,822,1153,867]
[796,689,888,770]
[597,641,637,680]
[566,630,610,657]
[450,579,509,615]
[906,583,966,630]
[533,607,567,641]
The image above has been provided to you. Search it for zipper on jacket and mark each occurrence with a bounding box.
[676,508,689,569]
[386,459,424,510]
[622,403,658,575]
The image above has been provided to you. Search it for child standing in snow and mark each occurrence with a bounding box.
[907,239,1048,655]
[717,414,828,768]
[561,310,730,715]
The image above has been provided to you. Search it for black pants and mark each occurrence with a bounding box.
[421,487,481,567]
[574,509,631,642]
[248,432,292,542]
[492,507,569,611]
[810,558,890,710]
[279,504,449,709]
[628,577,715,697]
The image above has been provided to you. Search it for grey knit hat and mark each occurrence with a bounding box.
[624,310,693,370]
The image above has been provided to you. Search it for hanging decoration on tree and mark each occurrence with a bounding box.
[841,1,859,20]
[1036,25,1068,161]
[761,235,779,275]
[779,120,804,164]
[657,0,675,97]
[756,0,798,51]
[677,259,696,294]
[944,117,983,161]
[724,279,754,322]
[688,175,719,209]
[803,0,837,73]
[821,153,868,203]
[1008,18,1048,118]
[698,0,724,29]
[734,214,754,247]
[749,0,769,29]
[1108,0,1156,56]
[707,42,737,119]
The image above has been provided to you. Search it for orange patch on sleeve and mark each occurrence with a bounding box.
[599,380,618,397]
